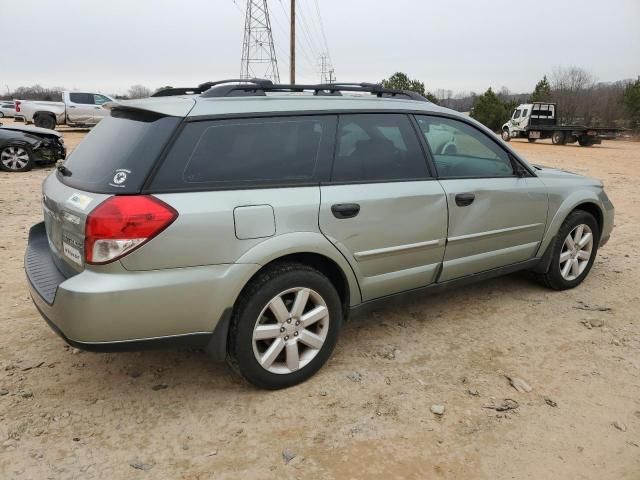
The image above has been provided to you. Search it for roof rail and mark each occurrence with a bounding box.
[152,79,430,102]
[200,81,429,102]
[151,78,273,97]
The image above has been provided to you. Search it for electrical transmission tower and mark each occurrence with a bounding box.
[319,54,335,84]
[240,0,280,83]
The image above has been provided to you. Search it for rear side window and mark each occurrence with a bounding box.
[332,114,429,182]
[152,115,336,190]
[58,110,180,194]
[68,93,93,104]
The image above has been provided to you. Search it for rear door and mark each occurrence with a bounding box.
[415,115,548,281]
[66,93,95,124]
[319,113,447,301]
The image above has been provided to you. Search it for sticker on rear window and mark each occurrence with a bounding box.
[109,168,131,188]
[67,193,92,210]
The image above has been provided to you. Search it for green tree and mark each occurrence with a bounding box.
[470,87,509,131]
[623,78,640,130]
[382,72,438,103]
[530,75,552,102]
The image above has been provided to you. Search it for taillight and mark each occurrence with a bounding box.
[85,196,177,264]
[15,101,21,113]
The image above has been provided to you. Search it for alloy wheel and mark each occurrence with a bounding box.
[252,287,330,374]
[1,146,30,171]
[559,224,593,281]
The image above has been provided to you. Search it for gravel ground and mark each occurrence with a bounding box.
[0,119,638,479]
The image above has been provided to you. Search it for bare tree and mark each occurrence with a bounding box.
[127,85,152,99]
[550,66,596,123]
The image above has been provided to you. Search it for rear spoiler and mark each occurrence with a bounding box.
[102,99,196,118]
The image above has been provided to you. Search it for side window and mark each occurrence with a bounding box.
[152,115,336,190]
[522,109,528,117]
[513,109,521,119]
[416,116,514,178]
[93,94,111,105]
[332,114,429,182]
[68,93,93,104]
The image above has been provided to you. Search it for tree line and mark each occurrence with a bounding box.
[382,68,640,133]
[3,70,639,133]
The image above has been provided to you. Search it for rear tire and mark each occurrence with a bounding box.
[578,137,594,147]
[227,262,342,389]
[34,114,56,130]
[537,210,599,290]
[551,131,566,145]
[501,129,511,142]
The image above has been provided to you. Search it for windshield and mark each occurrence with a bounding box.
[58,110,180,194]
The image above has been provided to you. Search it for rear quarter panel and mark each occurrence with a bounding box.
[121,186,362,305]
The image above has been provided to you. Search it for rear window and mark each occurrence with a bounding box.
[58,110,180,194]
[151,115,336,191]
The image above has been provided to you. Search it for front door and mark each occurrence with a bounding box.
[415,115,548,281]
[91,94,112,124]
[319,113,448,301]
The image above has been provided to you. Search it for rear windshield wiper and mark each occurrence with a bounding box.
[57,165,72,177]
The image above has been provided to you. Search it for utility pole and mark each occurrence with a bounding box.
[290,0,295,84]
[328,68,335,84]
[240,0,280,83]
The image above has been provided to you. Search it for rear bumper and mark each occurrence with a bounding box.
[25,222,258,355]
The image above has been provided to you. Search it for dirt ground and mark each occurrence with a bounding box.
[0,118,638,479]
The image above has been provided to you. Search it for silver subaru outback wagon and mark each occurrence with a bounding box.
[25,80,614,389]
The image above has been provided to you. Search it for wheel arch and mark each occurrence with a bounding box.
[234,232,362,308]
[537,194,605,258]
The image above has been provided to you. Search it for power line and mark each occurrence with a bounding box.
[275,0,320,79]
[312,0,332,63]
[295,0,323,59]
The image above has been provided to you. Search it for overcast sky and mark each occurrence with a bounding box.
[1,0,638,96]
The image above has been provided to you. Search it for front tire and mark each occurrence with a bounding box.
[227,263,342,389]
[0,145,34,172]
[538,210,600,290]
[501,129,511,142]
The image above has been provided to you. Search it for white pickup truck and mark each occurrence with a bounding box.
[15,91,115,130]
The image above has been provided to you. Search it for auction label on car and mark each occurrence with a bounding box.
[62,235,83,265]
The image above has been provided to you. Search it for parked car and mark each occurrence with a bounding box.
[501,102,622,146]
[0,101,16,118]
[25,80,614,389]
[0,124,66,172]
[14,91,115,129]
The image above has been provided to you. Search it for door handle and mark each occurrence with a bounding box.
[455,193,475,207]
[331,203,360,219]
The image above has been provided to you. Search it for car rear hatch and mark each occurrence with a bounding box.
[35,107,185,278]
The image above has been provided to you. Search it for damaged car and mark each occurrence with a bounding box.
[0,124,66,172]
